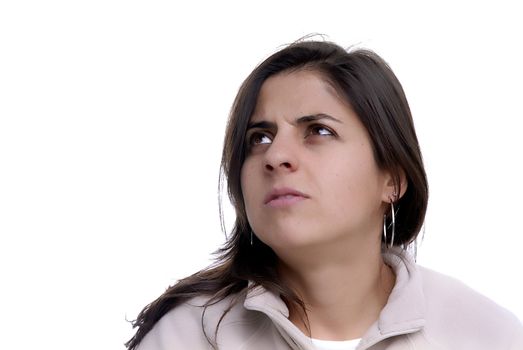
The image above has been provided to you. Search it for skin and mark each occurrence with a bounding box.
[240,69,406,340]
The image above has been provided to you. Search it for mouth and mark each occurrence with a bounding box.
[264,187,309,208]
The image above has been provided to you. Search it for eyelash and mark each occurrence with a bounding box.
[307,125,335,137]
[247,124,336,147]
[248,132,272,146]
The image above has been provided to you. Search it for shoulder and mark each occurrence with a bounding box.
[418,265,517,322]
[135,294,219,350]
[136,292,272,350]
[418,265,523,348]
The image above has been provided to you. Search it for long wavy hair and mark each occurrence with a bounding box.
[125,39,428,349]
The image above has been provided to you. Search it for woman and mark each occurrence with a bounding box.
[126,40,523,350]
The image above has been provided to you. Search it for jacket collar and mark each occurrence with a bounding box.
[243,247,426,349]
[358,247,426,348]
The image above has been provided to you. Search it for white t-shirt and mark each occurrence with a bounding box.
[310,338,361,350]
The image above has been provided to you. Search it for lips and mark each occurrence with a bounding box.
[264,187,309,207]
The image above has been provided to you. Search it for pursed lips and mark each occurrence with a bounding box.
[264,187,309,208]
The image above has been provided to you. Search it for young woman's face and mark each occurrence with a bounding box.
[240,70,392,253]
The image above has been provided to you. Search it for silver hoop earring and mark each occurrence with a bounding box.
[390,201,395,249]
[383,200,396,249]
[383,213,388,245]
[250,231,254,246]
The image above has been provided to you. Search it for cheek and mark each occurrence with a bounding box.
[240,162,257,207]
[325,153,383,208]
[240,169,248,205]
[240,162,264,232]
[240,167,246,193]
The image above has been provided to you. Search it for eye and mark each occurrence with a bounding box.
[248,132,272,146]
[307,124,335,137]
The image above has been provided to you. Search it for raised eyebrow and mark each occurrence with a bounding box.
[246,120,275,131]
[247,113,341,130]
[296,113,342,124]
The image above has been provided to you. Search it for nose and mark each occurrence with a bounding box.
[263,134,299,173]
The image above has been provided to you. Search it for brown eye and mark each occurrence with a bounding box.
[249,132,272,146]
[308,125,335,137]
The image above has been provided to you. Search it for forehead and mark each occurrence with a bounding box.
[251,69,349,122]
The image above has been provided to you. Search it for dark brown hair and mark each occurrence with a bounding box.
[125,39,428,349]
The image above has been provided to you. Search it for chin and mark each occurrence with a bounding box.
[258,227,325,250]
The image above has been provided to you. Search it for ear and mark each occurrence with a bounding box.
[381,168,408,203]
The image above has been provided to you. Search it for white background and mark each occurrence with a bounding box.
[1,1,522,349]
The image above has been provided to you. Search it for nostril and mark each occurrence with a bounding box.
[265,164,274,171]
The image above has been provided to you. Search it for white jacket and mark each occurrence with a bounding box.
[137,248,523,349]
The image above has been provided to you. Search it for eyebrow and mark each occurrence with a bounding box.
[247,113,342,130]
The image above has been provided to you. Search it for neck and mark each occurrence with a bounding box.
[277,239,396,341]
